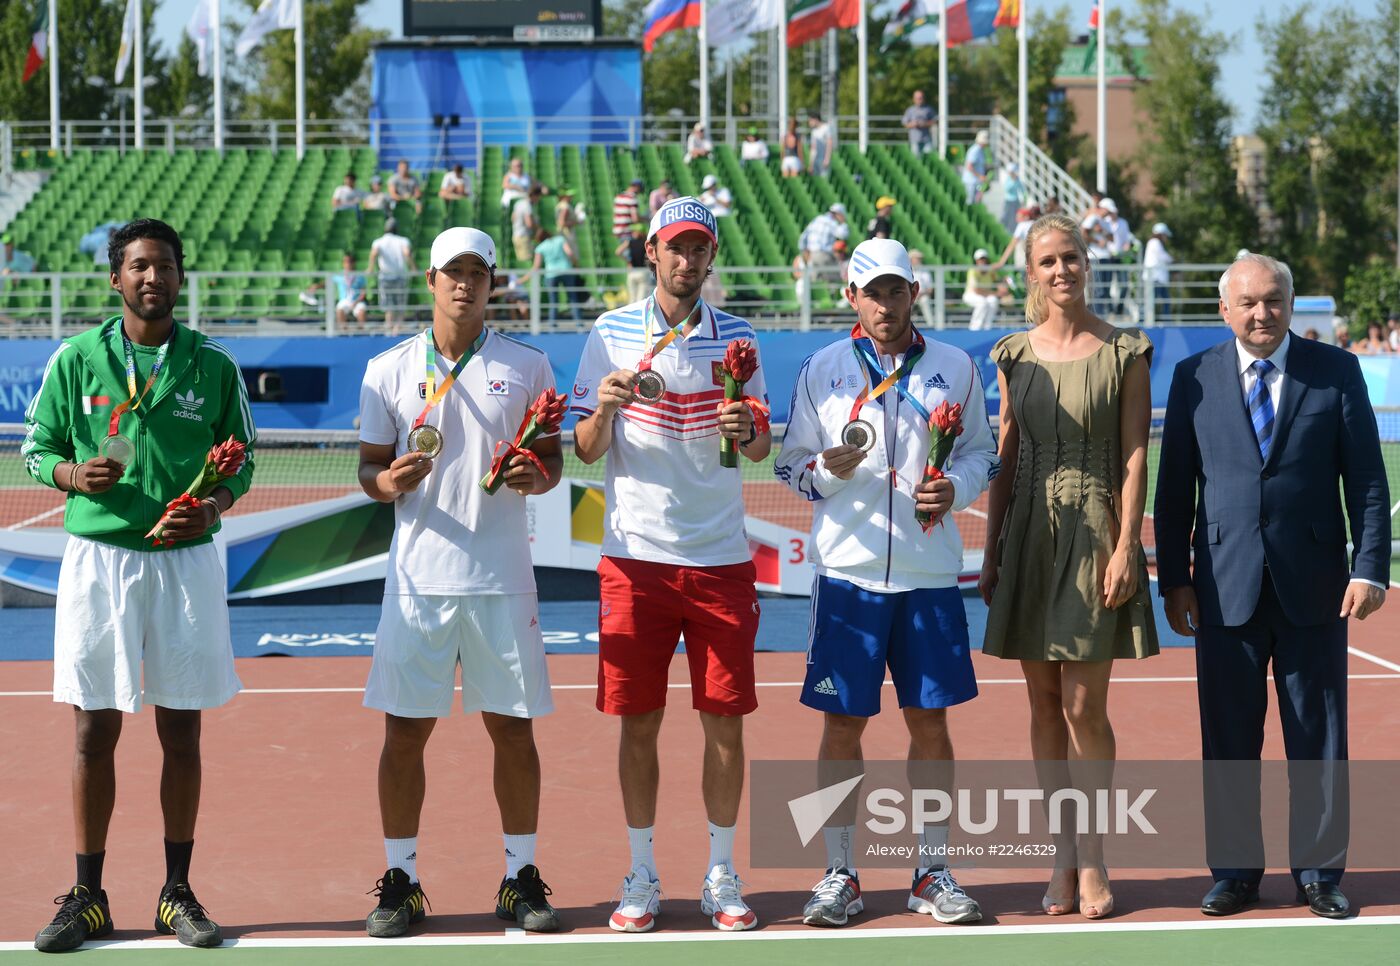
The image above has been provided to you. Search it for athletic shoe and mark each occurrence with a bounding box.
[154,882,223,948]
[908,866,982,924]
[802,867,863,927]
[608,868,662,933]
[365,868,428,938]
[700,863,757,931]
[496,864,560,932]
[34,885,113,952]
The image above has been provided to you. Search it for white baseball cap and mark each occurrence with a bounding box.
[701,174,718,189]
[430,226,496,271]
[1152,222,1172,236]
[829,203,847,216]
[973,248,990,261]
[1101,198,1118,214]
[848,238,915,289]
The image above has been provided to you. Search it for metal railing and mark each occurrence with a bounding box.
[987,115,1094,217]
[0,263,1233,339]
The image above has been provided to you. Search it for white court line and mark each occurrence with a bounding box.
[5,504,65,530]
[1348,646,1400,675]
[5,673,1400,700]
[0,913,1395,952]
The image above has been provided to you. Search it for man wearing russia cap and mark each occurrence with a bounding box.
[775,238,998,928]
[571,197,771,933]
[356,226,565,938]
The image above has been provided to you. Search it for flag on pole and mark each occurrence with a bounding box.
[881,0,936,51]
[642,0,702,53]
[708,0,783,49]
[994,0,1020,28]
[115,0,136,83]
[944,0,1016,46]
[22,2,48,83]
[236,0,296,58]
[787,0,859,48]
[1082,0,1099,70]
[186,0,213,77]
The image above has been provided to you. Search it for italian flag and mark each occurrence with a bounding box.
[23,2,48,83]
[787,0,860,48]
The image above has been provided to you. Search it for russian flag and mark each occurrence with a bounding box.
[643,0,702,53]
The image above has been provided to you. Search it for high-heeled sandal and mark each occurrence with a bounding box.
[1042,870,1078,916]
[1079,867,1115,920]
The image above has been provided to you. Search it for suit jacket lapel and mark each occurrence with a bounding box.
[1207,341,1261,464]
[1265,337,1311,468]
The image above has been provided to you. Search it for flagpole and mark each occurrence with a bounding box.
[48,0,59,152]
[1017,0,1028,175]
[778,17,788,149]
[1096,0,1106,193]
[294,0,305,160]
[857,0,868,152]
[213,0,224,153]
[134,0,144,150]
[938,0,948,159]
[698,2,710,143]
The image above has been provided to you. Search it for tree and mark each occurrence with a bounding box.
[1121,0,1257,262]
[146,34,216,121]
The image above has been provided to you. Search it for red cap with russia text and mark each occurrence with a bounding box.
[648,196,719,246]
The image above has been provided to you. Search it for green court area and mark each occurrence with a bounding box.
[1,924,1396,965]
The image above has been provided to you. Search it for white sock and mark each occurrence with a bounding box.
[628,826,656,879]
[916,825,950,877]
[707,822,736,872]
[385,837,418,884]
[503,833,536,879]
[823,825,856,874]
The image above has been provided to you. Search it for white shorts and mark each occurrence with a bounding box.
[364,594,554,719]
[336,298,367,314]
[54,537,241,713]
[781,156,802,175]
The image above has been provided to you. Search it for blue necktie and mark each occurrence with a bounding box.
[1247,359,1275,461]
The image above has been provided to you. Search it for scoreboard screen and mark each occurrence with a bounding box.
[403,0,602,40]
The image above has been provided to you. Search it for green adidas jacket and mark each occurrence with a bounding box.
[22,316,257,552]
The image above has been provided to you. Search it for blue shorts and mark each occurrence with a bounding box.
[801,575,978,717]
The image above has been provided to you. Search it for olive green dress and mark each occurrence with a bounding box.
[983,327,1159,661]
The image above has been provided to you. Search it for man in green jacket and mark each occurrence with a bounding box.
[22,219,256,953]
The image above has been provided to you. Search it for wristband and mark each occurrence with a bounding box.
[201,497,222,526]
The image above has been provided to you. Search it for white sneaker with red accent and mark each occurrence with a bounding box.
[608,869,661,933]
[700,864,758,931]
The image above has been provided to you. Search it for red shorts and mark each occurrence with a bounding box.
[596,555,760,716]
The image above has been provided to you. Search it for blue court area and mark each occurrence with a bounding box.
[0,590,1190,661]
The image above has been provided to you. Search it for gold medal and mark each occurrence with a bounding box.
[407,425,444,458]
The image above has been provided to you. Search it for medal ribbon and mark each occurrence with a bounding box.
[636,297,703,373]
[846,326,930,425]
[108,324,173,438]
[413,328,487,429]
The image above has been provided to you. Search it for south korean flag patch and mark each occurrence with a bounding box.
[486,378,509,396]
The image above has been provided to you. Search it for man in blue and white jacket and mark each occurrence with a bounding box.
[775,238,997,929]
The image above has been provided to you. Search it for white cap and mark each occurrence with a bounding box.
[975,130,990,144]
[848,238,915,289]
[648,196,718,245]
[701,174,718,189]
[829,203,847,216]
[973,248,990,261]
[430,226,496,271]
[1101,198,1118,214]
[1152,222,1172,236]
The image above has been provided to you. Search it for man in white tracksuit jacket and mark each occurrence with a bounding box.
[774,238,998,930]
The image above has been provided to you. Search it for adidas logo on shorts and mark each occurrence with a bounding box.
[813,677,839,696]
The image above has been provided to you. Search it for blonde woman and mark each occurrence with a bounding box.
[979,213,1158,920]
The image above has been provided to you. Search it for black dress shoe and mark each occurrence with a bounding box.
[1201,878,1260,916]
[1296,882,1350,919]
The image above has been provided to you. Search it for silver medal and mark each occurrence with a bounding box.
[841,419,876,453]
[407,424,444,458]
[99,433,135,465]
[633,369,667,403]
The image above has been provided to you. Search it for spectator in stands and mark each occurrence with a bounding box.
[500,157,534,210]
[740,127,769,165]
[1144,222,1174,319]
[999,163,1025,232]
[389,159,424,216]
[369,217,416,333]
[909,249,936,328]
[799,203,849,283]
[79,222,123,266]
[685,122,713,164]
[807,113,834,178]
[832,239,851,287]
[613,179,644,240]
[1388,314,1400,351]
[492,271,531,324]
[523,227,582,322]
[334,251,369,328]
[616,222,651,305]
[1303,328,1322,340]
[699,175,733,217]
[555,186,582,244]
[438,163,470,202]
[962,248,1001,331]
[903,89,936,156]
[1098,198,1135,314]
[0,233,37,281]
[1042,196,1062,215]
[362,175,389,213]
[512,186,542,264]
[331,172,364,217]
[781,117,805,177]
[1080,207,1113,315]
[1333,320,1352,350]
[867,196,895,239]
[995,205,1040,269]
[1353,321,1393,354]
[648,179,673,217]
[962,130,990,205]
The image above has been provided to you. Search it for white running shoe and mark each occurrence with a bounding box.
[908,866,982,924]
[700,864,758,931]
[609,868,662,933]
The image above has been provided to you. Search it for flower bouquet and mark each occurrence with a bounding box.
[718,339,769,468]
[480,388,567,494]
[915,401,963,533]
[146,436,246,547]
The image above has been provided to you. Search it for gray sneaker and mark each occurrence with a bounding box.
[908,867,982,924]
[803,868,863,927]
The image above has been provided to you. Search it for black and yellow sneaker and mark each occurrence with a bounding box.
[366,868,428,938]
[154,882,223,947]
[495,864,559,932]
[34,885,113,952]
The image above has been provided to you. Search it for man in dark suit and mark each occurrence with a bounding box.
[1155,253,1390,920]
